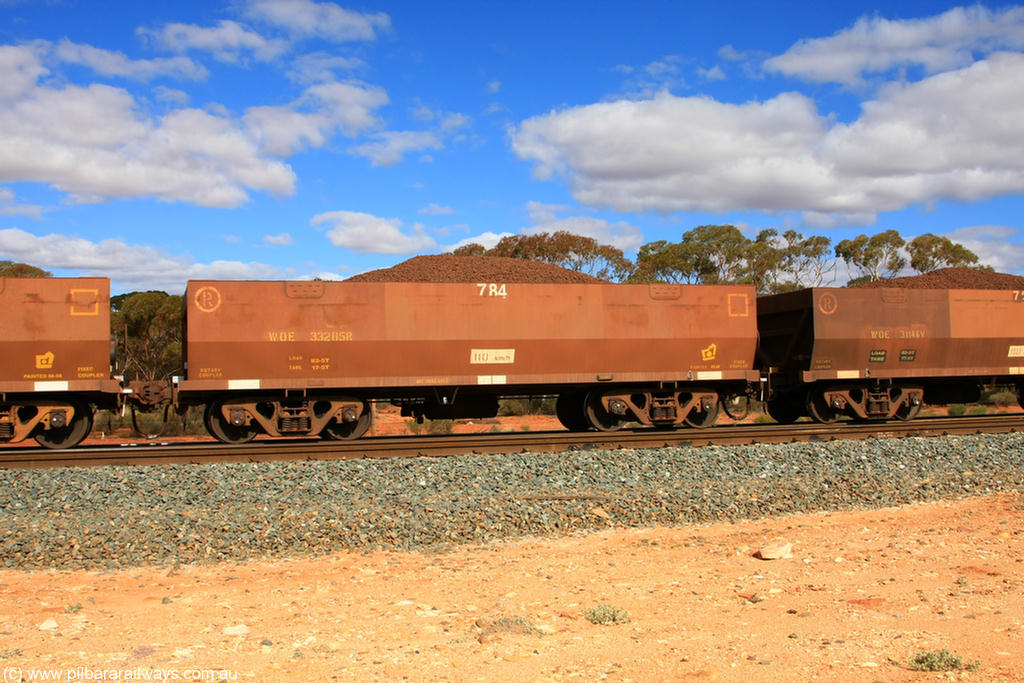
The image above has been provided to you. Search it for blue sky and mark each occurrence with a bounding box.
[1,0,1023,292]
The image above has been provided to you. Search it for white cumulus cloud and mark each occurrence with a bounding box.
[0,228,285,292]
[350,131,442,167]
[312,210,437,254]
[0,42,399,207]
[244,0,391,41]
[138,19,288,63]
[0,186,44,219]
[524,201,643,252]
[263,232,293,245]
[945,224,1024,275]
[765,5,1024,85]
[512,52,1024,225]
[55,39,208,81]
[419,203,454,215]
[243,81,389,156]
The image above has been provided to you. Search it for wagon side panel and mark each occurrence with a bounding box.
[180,281,758,393]
[0,277,117,394]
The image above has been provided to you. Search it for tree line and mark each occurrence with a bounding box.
[454,226,981,293]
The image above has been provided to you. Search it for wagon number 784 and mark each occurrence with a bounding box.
[477,283,508,298]
[1014,290,1024,302]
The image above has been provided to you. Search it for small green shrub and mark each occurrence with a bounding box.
[967,404,988,415]
[946,403,967,416]
[427,419,455,434]
[480,615,536,635]
[585,604,630,625]
[406,418,455,434]
[909,650,979,672]
[987,390,1019,408]
[498,397,556,416]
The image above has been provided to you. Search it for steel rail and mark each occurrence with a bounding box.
[1,414,1022,470]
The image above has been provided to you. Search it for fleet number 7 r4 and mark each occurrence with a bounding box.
[477,283,508,298]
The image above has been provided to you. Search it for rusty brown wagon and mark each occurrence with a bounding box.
[0,278,121,448]
[177,280,760,443]
[757,287,1024,423]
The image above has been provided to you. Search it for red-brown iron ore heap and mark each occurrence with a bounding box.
[854,266,1024,289]
[346,254,606,284]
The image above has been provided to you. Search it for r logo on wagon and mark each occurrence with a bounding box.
[818,293,838,315]
[195,286,222,313]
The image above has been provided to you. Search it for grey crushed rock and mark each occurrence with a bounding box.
[0,432,1021,570]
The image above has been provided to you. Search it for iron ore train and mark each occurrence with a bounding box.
[2,276,1023,449]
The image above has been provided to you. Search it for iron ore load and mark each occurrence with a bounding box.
[2,260,1024,449]
[178,279,759,442]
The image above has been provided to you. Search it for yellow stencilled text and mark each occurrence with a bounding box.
[310,330,353,342]
[870,328,927,340]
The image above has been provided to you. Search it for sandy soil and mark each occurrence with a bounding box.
[1,493,1021,683]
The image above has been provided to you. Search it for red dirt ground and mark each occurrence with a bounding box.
[1,493,1021,682]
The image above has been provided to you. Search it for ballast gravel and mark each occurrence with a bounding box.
[1,432,1021,570]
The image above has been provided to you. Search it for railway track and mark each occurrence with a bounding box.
[2,413,1022,470]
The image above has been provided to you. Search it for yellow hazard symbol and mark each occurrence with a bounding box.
[701,343,717,362]
[36,351,55,369]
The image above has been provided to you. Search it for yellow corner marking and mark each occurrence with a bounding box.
[69,289,99,316]
[727,293,750,317]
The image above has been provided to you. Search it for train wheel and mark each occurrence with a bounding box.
[683,400,719,428]
[583,392,623,432]
[204,400,258,444]
[34,402,93,449]
[721,394,751,420]
[806,390,841,423]
[766,398,802,424]
[894,394,922,421]
[322,402,371,440]
[555,393,590,432]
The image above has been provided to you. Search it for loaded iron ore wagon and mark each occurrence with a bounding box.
[0,277,121,448]
[178,280,760,443]
[757,287,1024,423]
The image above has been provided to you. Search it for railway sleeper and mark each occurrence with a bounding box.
[209,396,367,440]
[809,385,924,422]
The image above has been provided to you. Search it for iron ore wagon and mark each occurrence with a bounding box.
[757,287,1024,423]
[177,280,760,443]
[0,278,121,448]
